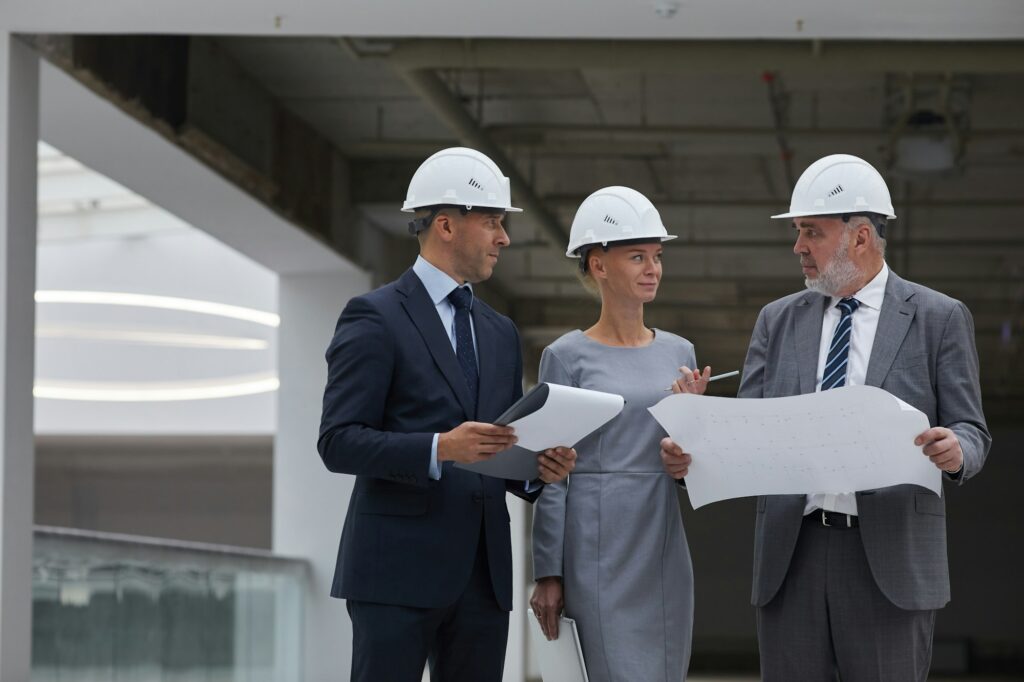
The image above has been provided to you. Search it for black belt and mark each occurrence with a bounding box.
[807,510,859,528]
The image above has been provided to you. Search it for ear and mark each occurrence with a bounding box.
[853,223,872,252]
[433,212,457,243]
[589,250,607,279]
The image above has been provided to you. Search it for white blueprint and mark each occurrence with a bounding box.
[648,385,941,509]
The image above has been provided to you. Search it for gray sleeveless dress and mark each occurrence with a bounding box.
[532,329,695,682]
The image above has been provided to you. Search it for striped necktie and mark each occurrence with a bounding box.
[821,297,861,390]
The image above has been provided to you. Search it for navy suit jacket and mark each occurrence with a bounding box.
[317,268,538,611]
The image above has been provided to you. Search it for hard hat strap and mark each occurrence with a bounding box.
[406,205,477,235]
[840,212,888,239]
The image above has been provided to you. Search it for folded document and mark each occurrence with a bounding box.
[456,383,623,480]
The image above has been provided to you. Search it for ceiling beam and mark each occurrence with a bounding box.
[541,196,1024,209]
[487,123,1024,143]
[389,39,1024,74]
[393,68,569,249]
[506,239,1024,250]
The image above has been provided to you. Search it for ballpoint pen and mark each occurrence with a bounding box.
[663,369,740,391]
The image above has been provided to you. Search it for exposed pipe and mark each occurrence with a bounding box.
[761,71,796,196]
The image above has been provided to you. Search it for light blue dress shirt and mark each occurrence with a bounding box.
[412,256,478,480]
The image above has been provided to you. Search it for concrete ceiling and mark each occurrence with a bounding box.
[205,36,1024,417]
[27,32,1024,419]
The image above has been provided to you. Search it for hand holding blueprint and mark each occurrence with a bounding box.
[648,385,940,509]
[456,383,624,480]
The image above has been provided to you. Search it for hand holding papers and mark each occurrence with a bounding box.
[527,609,589,682]
[648,385,940,509]
[456,383,624,480]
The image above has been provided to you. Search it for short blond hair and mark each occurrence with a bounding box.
[575,247,603,299]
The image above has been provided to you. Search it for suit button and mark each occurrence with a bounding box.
[472,493,484,503]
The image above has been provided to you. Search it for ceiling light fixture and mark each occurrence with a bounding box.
[35,291,280,328]
[34,373,280,402]
[653,1,680,18]
[35,326,269,350]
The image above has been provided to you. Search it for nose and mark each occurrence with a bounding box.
[793,233,808,255]
[497,225,510,247]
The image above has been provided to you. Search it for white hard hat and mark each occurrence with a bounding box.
[771,154,896,221]
[566,186,676,259]
[402,147,522,220]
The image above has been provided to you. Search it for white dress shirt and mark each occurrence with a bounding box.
[804,263,889,516]
[412,256,538,491]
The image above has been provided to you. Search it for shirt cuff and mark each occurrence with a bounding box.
[525,479,544,493]
[429,433,442,480]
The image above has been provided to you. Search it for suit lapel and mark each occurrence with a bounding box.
[397,269,475,419]
[865,271,917,387]
[794,292,827,395]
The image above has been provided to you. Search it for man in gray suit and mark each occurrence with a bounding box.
[661,154,990,681]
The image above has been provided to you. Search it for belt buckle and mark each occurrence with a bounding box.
[821,510,831,527]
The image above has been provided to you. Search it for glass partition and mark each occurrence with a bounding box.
[32,526,305,682]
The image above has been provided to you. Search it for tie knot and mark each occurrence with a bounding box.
[837,297,860,317]
[447,286,473,311]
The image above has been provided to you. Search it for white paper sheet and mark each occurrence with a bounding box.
[509,383,623,452]
[456,383,624,479]
[527,610,589,682]
[648,385,940,509]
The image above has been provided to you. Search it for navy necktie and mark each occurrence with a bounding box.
[821,297,861,390]
[447,286,479,411]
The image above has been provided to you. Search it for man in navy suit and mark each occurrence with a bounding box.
[318,147,576,682]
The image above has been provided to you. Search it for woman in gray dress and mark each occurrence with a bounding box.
[529,186,710,682]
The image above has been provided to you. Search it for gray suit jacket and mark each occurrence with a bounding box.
[742,270,990,611]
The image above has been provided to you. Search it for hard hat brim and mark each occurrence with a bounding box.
[566,233,677,258]
[771,210,897,220]
[401,202,523,213]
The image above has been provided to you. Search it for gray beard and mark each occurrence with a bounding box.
[804,237,863,297]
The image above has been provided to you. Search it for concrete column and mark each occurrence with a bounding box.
[274,269,370,682]
[0,32,38,681]
[506,503,528,681]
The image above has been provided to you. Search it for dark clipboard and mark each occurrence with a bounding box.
[493,382,550,426]
[454,383,552,480]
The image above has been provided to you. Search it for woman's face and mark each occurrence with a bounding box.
[589,242,663,303]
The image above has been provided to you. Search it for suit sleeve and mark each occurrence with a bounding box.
[937,301,991,484]
[738,305,770,399]
[317,296,434,487]
[531,347,573,579]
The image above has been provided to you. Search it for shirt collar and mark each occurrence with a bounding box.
[831,262,888,311]
[413,255,473,307]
